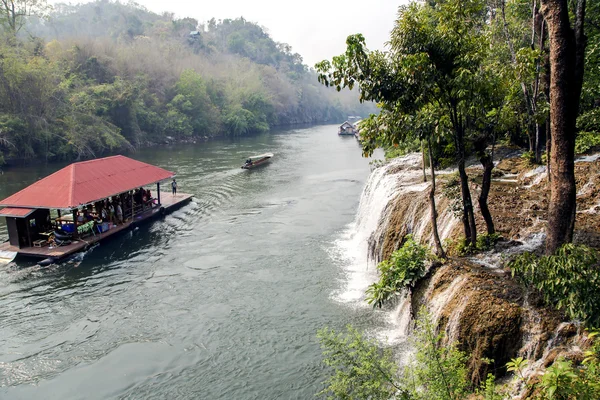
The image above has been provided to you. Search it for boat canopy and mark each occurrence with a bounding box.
[0,155,174,209]
[248,153,273,161]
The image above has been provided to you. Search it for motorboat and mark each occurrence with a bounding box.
[241,153,273,169]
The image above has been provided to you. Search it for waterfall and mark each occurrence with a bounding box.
[329,150,600,393]
[330,153,456,344]
[330,157,412,305]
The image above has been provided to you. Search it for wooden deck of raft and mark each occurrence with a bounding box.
[0,192,192,260]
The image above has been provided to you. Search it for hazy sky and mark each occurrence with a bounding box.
[59,0,407,67]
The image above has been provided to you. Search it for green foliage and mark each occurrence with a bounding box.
[574,129,600,155]
[506,356,529,380]
[540,358,579,399]
[509,244,600,328]
[383,138,420,159]
[537,333,600,400]
[315,0,502,161]
[0,1,374,163]
[444,233,502,257]
[520,151,537,165]
[402,308,470,400]
[317,310,477,400]
[366,235,429,308]
[477,373,503,400]
[476,233,502,252]
[445,238,476,256]
[317,326,402,400]
[507,332,600,399]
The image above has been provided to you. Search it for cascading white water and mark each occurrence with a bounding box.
[328,149,599,396]
[329,153,446,345]
[330,157,412,305]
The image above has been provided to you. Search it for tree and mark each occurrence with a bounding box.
[541,0,587,254]
[317,310,471,400]
[317,326,402,399]
[499,0,549,164]
[0,0,51,41]
[316,0,495,247]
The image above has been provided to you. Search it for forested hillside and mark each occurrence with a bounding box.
[0,0,375,164]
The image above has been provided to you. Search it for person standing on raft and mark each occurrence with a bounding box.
[171,178,177,195]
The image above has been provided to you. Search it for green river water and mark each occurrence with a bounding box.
[0,124,394,399]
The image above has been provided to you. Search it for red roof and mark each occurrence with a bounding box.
[0,207,35,218]
[0,155,174,209]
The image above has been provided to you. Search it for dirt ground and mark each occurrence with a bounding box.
[467,154,600,249]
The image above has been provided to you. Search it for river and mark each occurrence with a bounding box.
[0,124,391,399]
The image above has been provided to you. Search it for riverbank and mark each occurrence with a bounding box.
[0,122,343,168]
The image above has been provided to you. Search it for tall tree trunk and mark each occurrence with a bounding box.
[428,138,445,258]
[421,140,427,183]
[533,14,546,164]
[540,0,586,254]
[543,32,551,182]
[455,125,477,246]
[478,152,495,235]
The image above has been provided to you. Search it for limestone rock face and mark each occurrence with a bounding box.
[411,261,526,384]
[365,152,599,389]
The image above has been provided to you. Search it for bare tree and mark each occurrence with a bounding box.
[0,0,51,41]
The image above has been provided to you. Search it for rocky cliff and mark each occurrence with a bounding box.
[360,151,600,392]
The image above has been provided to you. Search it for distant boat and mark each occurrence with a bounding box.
[241,153,273,169]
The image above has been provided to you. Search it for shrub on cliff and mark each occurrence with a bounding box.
[509,244,600,328]
[317,310,470,400]
[317,326,402,400]
[507,331,600,399]
[366,235,429,308]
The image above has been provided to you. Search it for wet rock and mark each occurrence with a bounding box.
[370,151,600,392]
[411,261,524,385]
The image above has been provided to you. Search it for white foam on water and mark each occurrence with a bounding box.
[469,232,546,270]
[329,159,404,306]
[328,154,433,345]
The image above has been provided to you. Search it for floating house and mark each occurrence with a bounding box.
[338,121,358,136]
[0,155,192,265]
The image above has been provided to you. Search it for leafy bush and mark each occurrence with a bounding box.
[402,308,470,400]
[317,310,471,400]
[576,108,600,154]
[478,373,503,400]
[509,244,600,327]
[476,233,502,252]
[444,237,475,256]
[366,235,429,308]
[507,331,600,399]
[317,326,403,400]
[575,130,600,154]
[445,233,502,256]
[520,150,536,165]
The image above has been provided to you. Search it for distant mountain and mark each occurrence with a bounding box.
[0,1,375,164]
